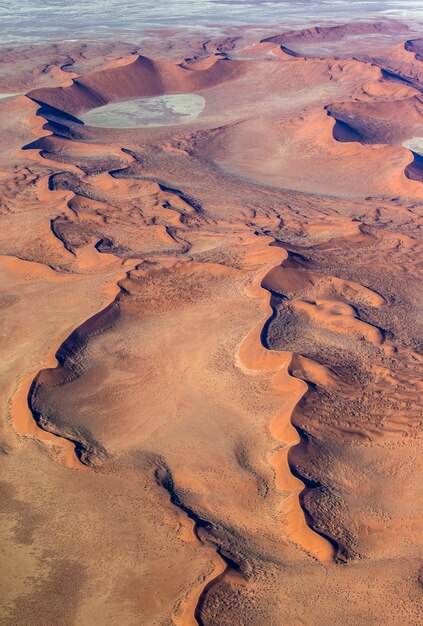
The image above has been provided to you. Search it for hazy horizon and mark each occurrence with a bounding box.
[1,0,423,44]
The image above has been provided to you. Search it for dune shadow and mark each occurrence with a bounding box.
[405,151,423,181]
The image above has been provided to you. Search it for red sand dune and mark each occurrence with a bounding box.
[0,21,423,626]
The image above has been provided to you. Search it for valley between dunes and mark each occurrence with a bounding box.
[0,19,422,625]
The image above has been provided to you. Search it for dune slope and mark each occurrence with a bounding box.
[1,21,422,626]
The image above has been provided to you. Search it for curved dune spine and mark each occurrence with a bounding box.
[27,293,121,466]
[238,244,336,562]
[11,268,128,469]
[155,464,245,625]
[11,370,85,471]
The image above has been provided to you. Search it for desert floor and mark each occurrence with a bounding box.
[0,18,423,626]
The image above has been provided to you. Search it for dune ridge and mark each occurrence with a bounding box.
[28,289,122,466]
[9,246,132,468]
[155,461,246,626]
[238,252,337,562]
[18,96,336,618]
[1,22,423,625]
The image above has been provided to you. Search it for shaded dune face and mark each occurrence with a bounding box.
[27,55,248,117]
[406,151,423,181]
[327,95,423,144]
[406,37,423,60]
[2,19,423,626]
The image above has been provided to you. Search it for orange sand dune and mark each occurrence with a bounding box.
[201,108,423,197]
[28,55,248,115]
[327,93,423,144]
[1,22,423,626]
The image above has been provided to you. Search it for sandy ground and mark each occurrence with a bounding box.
[0,19,423,626]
